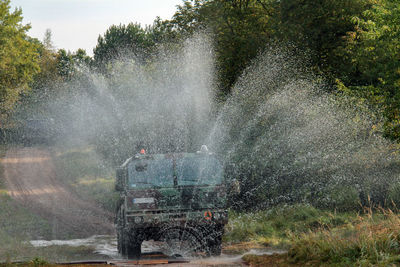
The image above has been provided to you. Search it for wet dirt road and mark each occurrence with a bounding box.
[2,146,114,238]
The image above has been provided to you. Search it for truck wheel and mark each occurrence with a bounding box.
[122,230,142,259]
[208,235,222,256]
[116,207,125,254]
[206,225,223,256]
[159,227,205,257]
[119,230,129,257]
[117,231,122,253]
[126,239,141,259]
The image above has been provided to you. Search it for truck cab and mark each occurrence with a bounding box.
[115,146,227,259]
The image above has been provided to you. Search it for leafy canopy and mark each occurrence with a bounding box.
[93,23,155,71]
[0,0,40,124]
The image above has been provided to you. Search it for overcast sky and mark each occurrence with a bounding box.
[10,0,183,55]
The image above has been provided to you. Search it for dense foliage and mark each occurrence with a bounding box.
[93,23,155,72]
[338,0,400,140]
[0,0,40,125]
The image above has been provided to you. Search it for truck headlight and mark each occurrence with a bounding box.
[134,216,143,224]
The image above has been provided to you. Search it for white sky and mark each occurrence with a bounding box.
[10,0,183,55]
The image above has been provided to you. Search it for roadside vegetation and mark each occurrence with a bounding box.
[236,206,400,266]
[51,145,118,213]
[225,205,353,249]
[287,208,400,266]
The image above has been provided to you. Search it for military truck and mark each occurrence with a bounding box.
[115,146,228,259]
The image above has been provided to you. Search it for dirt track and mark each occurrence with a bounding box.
[1,146,114,239]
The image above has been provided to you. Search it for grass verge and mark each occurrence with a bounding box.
[287,208,400,266]
[224,204,353,252]
[239,207,400,266]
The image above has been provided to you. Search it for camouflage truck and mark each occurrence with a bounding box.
[115,146,228,259]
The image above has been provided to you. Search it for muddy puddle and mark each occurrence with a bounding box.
[29,235,174,260]
[30,235,120,259]
[29,235,285,265]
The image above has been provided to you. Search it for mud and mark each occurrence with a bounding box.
[1,146,114,239]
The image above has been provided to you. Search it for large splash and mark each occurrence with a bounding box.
[47,34,214,164]
[208,47,400,210]
[41,40,400,210]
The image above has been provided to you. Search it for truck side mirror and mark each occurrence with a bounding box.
[115,168,127,191]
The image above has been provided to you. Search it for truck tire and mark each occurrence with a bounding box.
[116,206,125,254]
[159,227,205,257]
[127,240,141,259]
[206,224,223,256]
[117,230,122,253]
[208,234,222,256]
[122,230,142,259]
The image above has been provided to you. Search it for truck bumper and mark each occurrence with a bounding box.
[125,209,228,227]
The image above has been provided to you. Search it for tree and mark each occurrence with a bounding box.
[0,0,40,125]
[17,29,60,117]
[33,29,59,87]
[160,0,274,95]
[207,0,273,95]
[93,23,155,71]
[43,28,53,50]
[337,0,400,140]
[72,48,92,67]
[159,0,376,95]
[266,0,374,81]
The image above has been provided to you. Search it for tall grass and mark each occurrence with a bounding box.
[288,208,400,266]
[224,205,353,248]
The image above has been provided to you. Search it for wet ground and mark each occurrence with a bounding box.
[30,235,285,266]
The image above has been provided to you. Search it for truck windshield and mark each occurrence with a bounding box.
[176,156,223,186]
[128,158,174,188]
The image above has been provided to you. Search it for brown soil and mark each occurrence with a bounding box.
[1,146,114,239]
